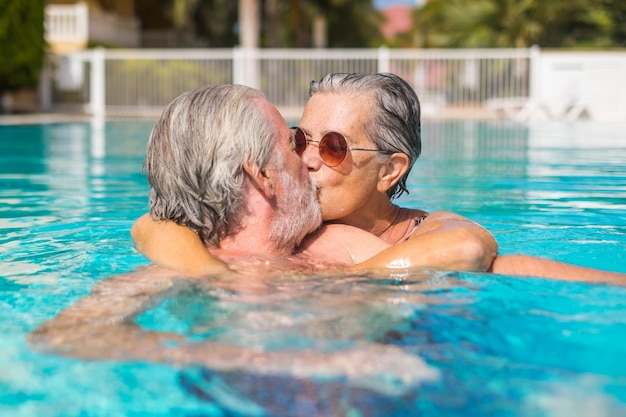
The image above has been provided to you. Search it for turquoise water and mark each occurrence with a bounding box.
[1,120,625,416]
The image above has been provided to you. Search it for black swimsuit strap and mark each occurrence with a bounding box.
[403,214,428,241]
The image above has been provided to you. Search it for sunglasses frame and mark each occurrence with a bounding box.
[290,127,392,167]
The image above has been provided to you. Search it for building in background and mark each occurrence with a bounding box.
[45,0,140,53]
[380,4,412,40]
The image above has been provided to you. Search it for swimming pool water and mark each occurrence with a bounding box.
[1,119,625,416]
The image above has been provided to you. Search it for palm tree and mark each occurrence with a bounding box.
[412,0,613,48]
[157,0,381,48]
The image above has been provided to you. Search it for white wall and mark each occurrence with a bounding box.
[537,51,626,122]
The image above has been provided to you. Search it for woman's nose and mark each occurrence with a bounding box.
[301,141,322,171]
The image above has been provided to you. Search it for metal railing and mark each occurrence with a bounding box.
[43,47,537,120]
[41,47,626,121]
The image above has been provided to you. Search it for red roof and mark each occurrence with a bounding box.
[381,5,412,39]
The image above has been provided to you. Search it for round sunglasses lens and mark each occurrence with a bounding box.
[292,128,307,155]
[319,132,348,167]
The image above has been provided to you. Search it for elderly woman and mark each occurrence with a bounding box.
[133,73,625,284]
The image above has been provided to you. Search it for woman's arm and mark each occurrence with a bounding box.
[490,254,626,284]
[351,211,498,272]
[131,213,229,276]
[132,210,498,274]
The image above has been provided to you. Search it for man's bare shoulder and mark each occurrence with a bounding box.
[297,224,391,266]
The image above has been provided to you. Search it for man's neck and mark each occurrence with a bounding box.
[212,234,289,260]
[208,224,301,272]
[210,190,294,261]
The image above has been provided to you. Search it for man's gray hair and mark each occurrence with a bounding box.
[309,73,421,199]
[144,84,279,246]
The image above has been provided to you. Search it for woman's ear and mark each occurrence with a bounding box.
[377,153,409,193]
[243,161,275,198]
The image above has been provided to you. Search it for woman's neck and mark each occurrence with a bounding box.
[328,202,409,244]
[337,203,427,245]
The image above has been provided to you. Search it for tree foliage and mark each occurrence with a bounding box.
[139,0,382,48]
[262,0,382,47]
[323,0,384,47]
[0,0,46,95]
[193,0,238,47]
[601,0,626,47]
[411,0,623,48]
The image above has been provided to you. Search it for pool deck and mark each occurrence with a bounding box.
[0,113,101,125]
[0,113,159,126]
[0,105,501,126]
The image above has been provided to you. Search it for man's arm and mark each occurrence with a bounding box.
[28,266,186,360]
[29,267,438,393]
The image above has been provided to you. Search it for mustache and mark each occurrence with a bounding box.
[309,176,321,203]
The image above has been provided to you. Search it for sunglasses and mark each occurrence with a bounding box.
[290,127,392,167]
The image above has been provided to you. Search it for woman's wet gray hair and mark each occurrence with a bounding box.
[309,73,421,199]
[144,84,280,246]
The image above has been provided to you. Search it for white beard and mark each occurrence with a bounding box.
[270,170,322,253]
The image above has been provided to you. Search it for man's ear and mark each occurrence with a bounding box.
[377,153,409,193]
[243,161,275,198]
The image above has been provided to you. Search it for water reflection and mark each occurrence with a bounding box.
[405,121,626,217]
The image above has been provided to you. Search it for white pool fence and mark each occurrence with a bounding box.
[41,47,626,122]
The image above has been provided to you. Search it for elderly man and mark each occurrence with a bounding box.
[142,83,331,270]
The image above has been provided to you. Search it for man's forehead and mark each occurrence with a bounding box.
[257,97,288,134]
